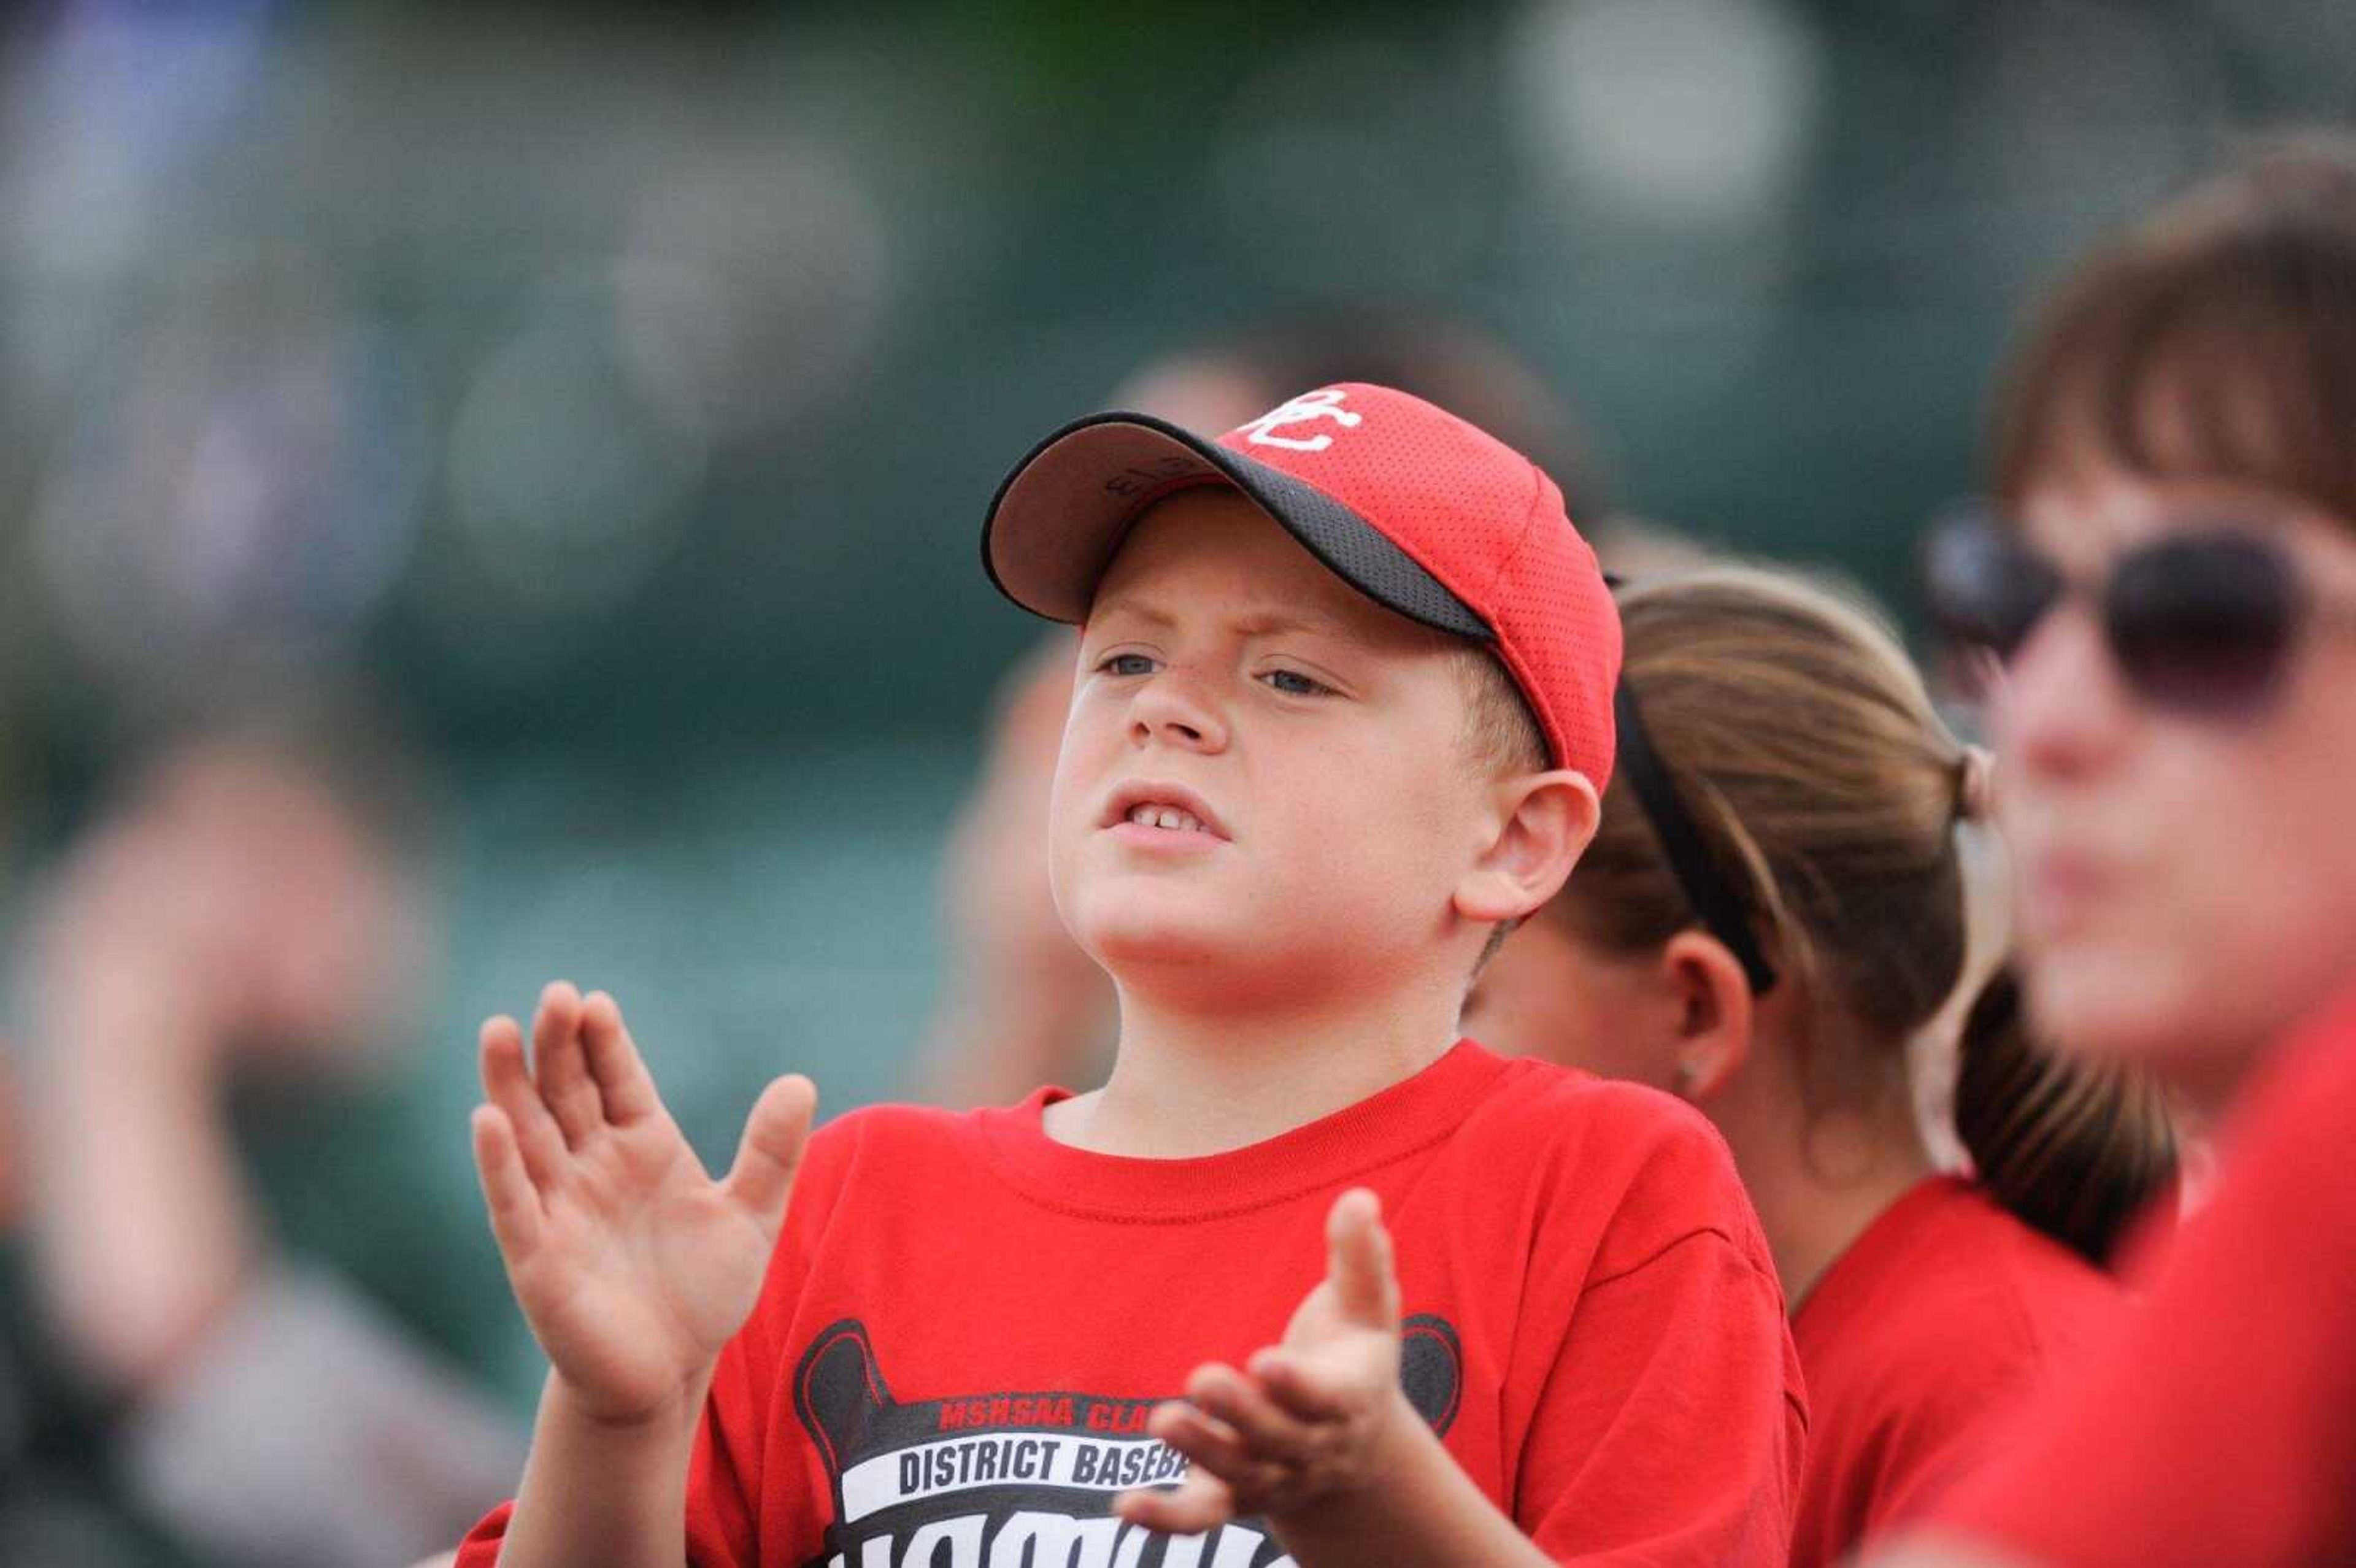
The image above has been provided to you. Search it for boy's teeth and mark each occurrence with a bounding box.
[1126,804,1204,832]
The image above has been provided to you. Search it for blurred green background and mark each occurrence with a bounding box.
[2,0,2350,1412]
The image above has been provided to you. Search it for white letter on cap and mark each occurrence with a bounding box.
[1235,388,1361,453]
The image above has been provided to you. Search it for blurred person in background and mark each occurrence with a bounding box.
[918,312,1621,1109]
[1461,564,2176,1567]
[10,707,523,1568]
[1871,136,2356,1567]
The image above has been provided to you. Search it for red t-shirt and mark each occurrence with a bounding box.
[458,1041,1804,1566]
[1930,984,2356,1565]
[1786,1176,2123,1567]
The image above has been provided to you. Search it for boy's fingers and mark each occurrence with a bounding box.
[1112,1470,1234,1535]
[1188,1364,1318,1463]
[479,1017,568,1188]
[723,1075,818,1234]
[531,981,604,1147]
[1325,1188,1399,1329]
[1249,1348,1352,1423]
[577,991,662,1124]
[470,1104,544,1261]
[1145,1399,1252,1478]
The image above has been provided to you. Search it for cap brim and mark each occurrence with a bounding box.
[980,410,1488,639]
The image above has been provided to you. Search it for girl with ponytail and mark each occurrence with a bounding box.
[1462,563,2176,1567]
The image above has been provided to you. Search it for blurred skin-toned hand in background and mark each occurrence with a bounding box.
[26,737,423,1386]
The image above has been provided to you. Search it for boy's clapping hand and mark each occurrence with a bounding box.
[471,982,817,1424]
[1115,1189,1412,1535]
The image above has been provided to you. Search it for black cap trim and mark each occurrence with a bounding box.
[980,410,1489,640]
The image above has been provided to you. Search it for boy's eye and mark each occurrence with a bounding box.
[1099,653,1157,677]
[1262,668,1330,697]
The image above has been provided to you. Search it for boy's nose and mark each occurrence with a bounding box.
[1128,673,1229,754]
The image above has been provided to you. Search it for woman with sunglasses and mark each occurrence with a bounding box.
[1878,140,2356,1567]
[1462,564,2176,1568]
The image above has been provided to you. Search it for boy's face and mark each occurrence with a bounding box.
[1047,488,1504,1005]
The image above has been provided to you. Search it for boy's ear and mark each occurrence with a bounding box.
[1659,929,1754,1103]
[1452,769,1601,926]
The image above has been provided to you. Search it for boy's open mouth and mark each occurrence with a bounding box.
[1100,781,1230,841]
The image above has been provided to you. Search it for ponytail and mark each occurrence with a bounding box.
[1953,966,2179,1267]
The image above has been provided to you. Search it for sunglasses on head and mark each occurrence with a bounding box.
[1921,504,2356,719]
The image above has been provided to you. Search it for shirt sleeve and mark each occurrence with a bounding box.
[1509,1107,1806,1564]
[453,1502,510,1567]
[1928,1031,2356,1567]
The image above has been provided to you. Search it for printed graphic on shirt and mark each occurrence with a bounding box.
[792,1315,1463,1568]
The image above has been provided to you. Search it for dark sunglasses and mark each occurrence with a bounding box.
[1921,505,2356,718]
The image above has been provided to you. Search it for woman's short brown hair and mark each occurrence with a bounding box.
[1993,133,2356,520]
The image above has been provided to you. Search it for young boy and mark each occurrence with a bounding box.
[453,384,1804,1567]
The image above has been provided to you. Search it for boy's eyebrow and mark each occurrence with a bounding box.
[1229,609,1356,642]
[1087,595,1178,631]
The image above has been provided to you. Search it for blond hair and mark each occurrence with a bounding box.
[1449,645,1547,780]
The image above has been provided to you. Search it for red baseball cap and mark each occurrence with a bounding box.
[980,382,1620,785]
